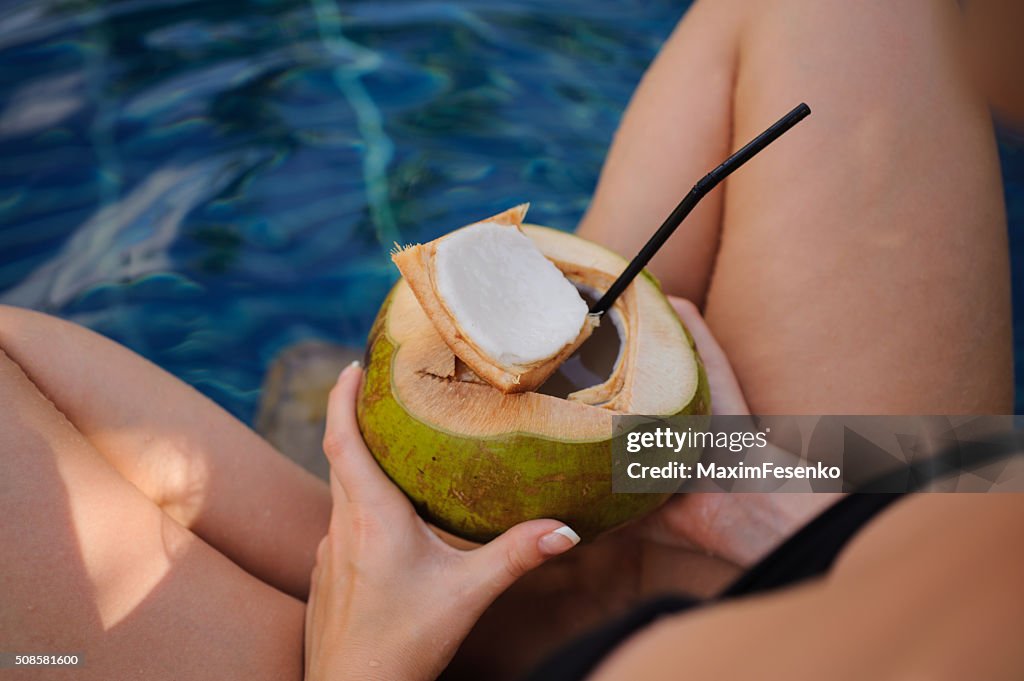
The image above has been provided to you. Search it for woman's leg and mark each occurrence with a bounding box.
[580,0,1012,414]
[0,304,331,598]
[708,0,1011,414]
[0,349,303,680]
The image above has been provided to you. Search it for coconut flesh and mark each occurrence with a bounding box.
[434,221,590,369]
[391,204,600,394]
[358,205,709,542]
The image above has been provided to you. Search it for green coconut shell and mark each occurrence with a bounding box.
[356,271,710,543]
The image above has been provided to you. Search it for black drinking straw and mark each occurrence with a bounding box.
[589,102,812,316]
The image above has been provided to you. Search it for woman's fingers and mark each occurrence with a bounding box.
[462,519,580,601]
[322,362,406,507]
[668,296,750,416]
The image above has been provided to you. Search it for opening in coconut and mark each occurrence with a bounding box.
[537,285,624,400]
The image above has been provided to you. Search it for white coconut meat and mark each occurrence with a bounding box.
[392,205,599,393]
[434,221,590,367]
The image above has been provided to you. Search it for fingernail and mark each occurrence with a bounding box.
[538,525,581,556]
[338,360,362,384]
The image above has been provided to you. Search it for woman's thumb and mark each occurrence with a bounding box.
[463,519,581,600]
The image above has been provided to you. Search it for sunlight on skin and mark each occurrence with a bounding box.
[102,431,213,529]
[55,451,186,631]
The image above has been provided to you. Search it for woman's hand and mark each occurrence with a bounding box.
[635,297,839,567]
[668,297,751,418]
[304,363,580,681]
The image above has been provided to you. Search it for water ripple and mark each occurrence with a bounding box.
[2,151,267,309]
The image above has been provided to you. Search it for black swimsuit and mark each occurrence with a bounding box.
[522,493,905,681]
[523,429,1021,680]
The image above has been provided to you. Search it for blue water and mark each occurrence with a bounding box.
[0,1,1022,418]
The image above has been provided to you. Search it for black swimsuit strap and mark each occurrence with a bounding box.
[723,492,903,596]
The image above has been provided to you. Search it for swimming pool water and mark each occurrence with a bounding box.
[1,1,1022,418]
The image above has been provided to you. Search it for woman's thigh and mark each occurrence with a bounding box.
[706,0,1012,414]
[0,304,330,598]
[0,349,304,680]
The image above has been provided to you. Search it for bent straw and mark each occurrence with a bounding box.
[589,102,812,316]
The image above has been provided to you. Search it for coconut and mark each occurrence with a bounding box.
[357,206,710,542]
